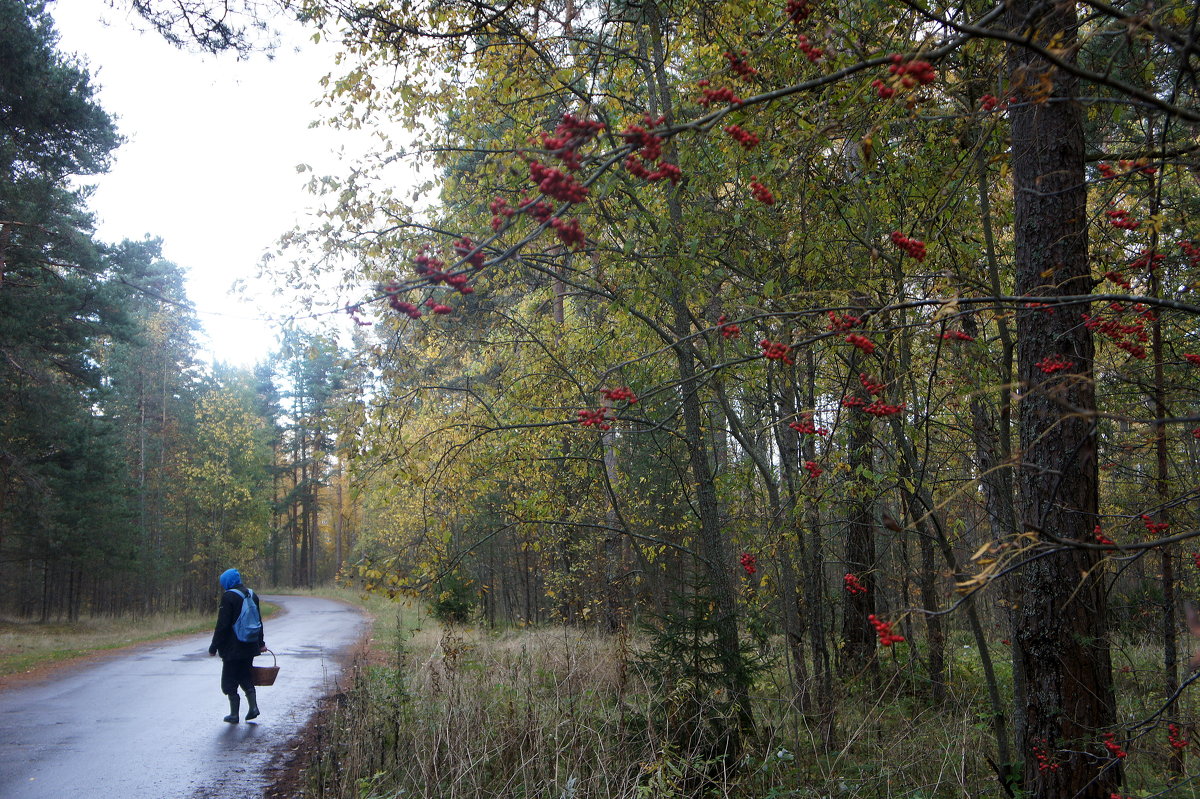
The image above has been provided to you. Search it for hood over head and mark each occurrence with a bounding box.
[219,568,242,591]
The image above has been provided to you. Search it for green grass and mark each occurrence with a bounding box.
[0,598,299,678]
[0,611,216,677]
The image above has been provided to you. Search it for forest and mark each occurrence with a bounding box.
[3,0,1200,796]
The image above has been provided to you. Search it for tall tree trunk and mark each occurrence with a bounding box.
[1150,259,1181,776]
[643,2,752,743]
[802,349,835,748]
[841,295,876,673]
[974,146,1026,758]
[1007,1,1117,794]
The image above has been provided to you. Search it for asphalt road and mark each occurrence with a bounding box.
[0,594,367,799]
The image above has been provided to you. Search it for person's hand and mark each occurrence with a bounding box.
[208,647,217,656]
[259,643,267,653]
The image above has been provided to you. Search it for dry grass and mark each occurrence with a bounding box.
[0,611,214,677]
[298,624,1013,799]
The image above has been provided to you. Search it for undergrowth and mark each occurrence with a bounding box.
[292,622,1152,798]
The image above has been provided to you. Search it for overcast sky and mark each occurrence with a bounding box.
[49,0,346,367]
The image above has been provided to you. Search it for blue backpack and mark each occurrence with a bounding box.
[230,588,262,642]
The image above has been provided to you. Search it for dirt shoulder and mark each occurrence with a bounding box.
[261,608,380,799]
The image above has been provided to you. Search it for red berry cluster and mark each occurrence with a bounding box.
[717,314,741,339]
[1035,354,1073,374]
[1130,248,1165,271]
[1179,239,1200,266]
[413,249,444,279]
[696,80,744,107]
[600,386,638,404]
[1024,301,1055,315]
[1141,514,1169,535]
[788,413,829,436]
[859,372,887,395]
[489,196,517,230]
[621,117,682,183]
[424,298,453,315]
[1094,524,1114,545]
[1185,354,1200,366]
[507,113,607,247]
[860,399,906,417]
[740,552,758,576]
[724,50,758,81]
[979,94,1004,111]
[890,231,927,260]
[868,614,905,646]
[1106,208,1140,230]
[384,267,458,316]
[1169,723,1189,751]
[387,296,423,319]
[844,573,866,594]
[550,216,586,249]
[1082,302,1152,360]
[344,304,372,326]
[723,124,760,149]
[540,112,605,171]
[749,177,776,205]
[827,311,862,331]
[1103,270,1131,290]
[1119,158,1157,176]
[577,407,611,430]
[784,0,813,24]
[1097,162,1117,179]
[796,35,824,61]
[939,330,974,342]
[1194,428,1200,440]
[873,55,936,97]
[888,54,936,85]
[454,236,486,270]
[1102,732,1127,759]
[1192,551,1200,569]
[491,194,554,231]
[845,333,876,354]
[530,161,588,204]
[760,339,794,364]
[804,460,823,479]
[1032,741,1059,773]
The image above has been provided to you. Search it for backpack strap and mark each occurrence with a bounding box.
[230,588,246,600]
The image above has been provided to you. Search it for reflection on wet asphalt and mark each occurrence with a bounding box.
[0,595,367,799]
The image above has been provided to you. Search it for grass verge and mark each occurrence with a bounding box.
[0,612,217,677]
[291,624,1200,799]
[0,594,299,679]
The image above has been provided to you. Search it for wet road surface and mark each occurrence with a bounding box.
[0,595,367,799]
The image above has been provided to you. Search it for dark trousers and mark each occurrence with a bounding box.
[221,657,254,696]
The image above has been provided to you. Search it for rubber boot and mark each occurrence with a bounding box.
[223,693,240,724]
[244,687,260,721]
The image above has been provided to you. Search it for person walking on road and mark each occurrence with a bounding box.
[208,568,266,724]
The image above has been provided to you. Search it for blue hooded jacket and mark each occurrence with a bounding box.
[210,568,263,658]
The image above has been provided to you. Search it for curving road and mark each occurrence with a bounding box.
[0,595,367,799]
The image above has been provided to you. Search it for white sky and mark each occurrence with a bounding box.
[49,0,347,368]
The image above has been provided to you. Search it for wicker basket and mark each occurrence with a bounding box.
[250,648,279,686]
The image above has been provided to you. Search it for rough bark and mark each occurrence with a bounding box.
[1007,0,1118,793]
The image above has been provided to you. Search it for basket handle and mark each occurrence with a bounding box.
[259,647,277,667]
